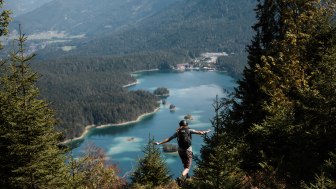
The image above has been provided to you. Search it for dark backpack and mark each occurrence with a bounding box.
[177,127,192,150]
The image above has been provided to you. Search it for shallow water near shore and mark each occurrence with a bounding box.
[70,70,236,177]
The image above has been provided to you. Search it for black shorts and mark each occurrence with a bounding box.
[178,150,193,169]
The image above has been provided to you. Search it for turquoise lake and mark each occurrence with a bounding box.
[71,70,236,177]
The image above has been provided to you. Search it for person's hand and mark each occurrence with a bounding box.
[203,129,211,134]
[154,142,160,145]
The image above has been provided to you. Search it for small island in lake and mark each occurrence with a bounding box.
[127,137,135,142]
[162,143,178,153]
[169,104,176,111]
[184,114,193,120]
[153,87,170,97]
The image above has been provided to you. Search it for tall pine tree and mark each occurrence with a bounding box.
[207,0,336,187]
[0,1,12,186]
[229,0,286,171]
[236,0,336,185]
[0,0,11,50]
[130,136,173,189]
[231,0,285,134]
[192,96,243,189]
[0,27,68,188]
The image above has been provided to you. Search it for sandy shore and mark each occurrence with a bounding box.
[61,125,95,144]
[132,69,159,73]
[96,107,160,128]
[61,107,160,144]
[122,81,139,88]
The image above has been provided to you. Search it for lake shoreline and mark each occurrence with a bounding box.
[61,107,160,144]
[62,69,162,144]
[123,69,161,88]
[96,107,160,129]
[132,69,159,73]
[122,81,139,88]
[70,70,235,177]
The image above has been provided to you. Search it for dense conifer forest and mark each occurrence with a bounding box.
[34,57,162,139]
[190,0,336,188]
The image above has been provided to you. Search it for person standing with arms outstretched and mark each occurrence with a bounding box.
[154,120,211,179]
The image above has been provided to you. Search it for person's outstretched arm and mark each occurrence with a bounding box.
[154,135,175,145]
[192,129,211,135]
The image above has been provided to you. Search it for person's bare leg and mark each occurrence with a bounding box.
[182,168,190,177]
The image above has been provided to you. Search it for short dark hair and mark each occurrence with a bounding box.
[179,120,188,126]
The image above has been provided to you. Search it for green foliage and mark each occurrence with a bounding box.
[202,0,336,188]
[153,87,169,96]
[324,151,336,181]
[131,181,179,189]
[0,0,11,49]
[66,143,125,189]
[0,27,68,188]
[32,51,186,140]
[298,150,336,188]
[303,173,336,189]
[31,54,163,139]
[192,96,244,189]
[248,0,336,184]
[130,136,172,188]
[228,0,273,145]
[216,52,247,79]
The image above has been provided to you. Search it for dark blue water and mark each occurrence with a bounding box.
[71,70,236,177]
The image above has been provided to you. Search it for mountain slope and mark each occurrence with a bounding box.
[4,0,53,17]
[37,0,256,58]
[119,0,256,53]
[11,0,180,36]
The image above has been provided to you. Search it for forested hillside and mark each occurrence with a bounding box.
[34,51,191,139]
[34,59,162,139]
[20,0,257,139]
[36,0,256,58]
[11,0,180,35]
[74,0,255,54]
